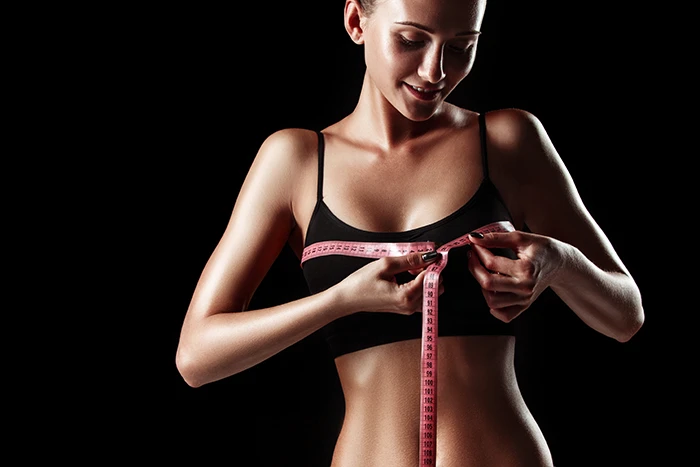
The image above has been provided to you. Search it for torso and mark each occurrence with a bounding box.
[332,337,549,467]
[293,112,486,242]
[287,107,552,466]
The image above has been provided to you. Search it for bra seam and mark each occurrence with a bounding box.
[316,177,492,239]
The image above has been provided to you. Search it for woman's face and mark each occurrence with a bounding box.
[359,0,485,121]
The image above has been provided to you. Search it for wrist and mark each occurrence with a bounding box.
[549,239,578,289]
[324,283,356,319]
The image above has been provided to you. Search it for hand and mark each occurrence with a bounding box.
[466,230,564,322]
[338,250,445,315]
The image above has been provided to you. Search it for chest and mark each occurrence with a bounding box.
[322,145,483,233]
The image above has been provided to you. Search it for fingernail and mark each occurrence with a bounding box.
[421,251,438,261]
[468,231,484,238]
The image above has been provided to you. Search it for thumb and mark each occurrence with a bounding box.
[386,250,439,275]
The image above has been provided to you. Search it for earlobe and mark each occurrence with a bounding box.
[344,0,365,44]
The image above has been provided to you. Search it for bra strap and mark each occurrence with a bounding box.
[316,130,325,202]
[478,112,489,180]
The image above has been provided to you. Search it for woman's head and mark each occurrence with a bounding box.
[345,0,486,121]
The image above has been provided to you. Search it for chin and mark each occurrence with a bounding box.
[401,104,441,122]
[405,113,435,122]
[400,94,447,122]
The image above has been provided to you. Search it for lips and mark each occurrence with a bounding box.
[404,83,442,101]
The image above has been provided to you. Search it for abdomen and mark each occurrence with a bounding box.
[330,335,553,467]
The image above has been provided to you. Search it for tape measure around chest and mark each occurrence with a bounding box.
[300,220,515,466]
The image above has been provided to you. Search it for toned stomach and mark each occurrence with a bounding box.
[330,335,553,467]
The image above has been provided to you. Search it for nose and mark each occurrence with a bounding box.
[418,44,446,84]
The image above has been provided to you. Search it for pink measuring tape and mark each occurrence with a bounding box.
[301,220,515,466]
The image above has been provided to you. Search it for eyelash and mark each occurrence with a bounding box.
[399,36,472,55]
[399,36,423,48]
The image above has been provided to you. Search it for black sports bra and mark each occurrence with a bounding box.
[302,113,517,358]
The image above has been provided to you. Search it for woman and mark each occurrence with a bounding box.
[175,0,644,465]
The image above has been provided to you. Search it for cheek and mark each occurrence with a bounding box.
[385,47,425,79]
[445,56,475,80]
[370,40,415,81]
[366,36,394,72]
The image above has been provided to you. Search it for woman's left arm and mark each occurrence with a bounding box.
[468,108,644,342]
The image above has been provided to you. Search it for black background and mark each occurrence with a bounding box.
[101,1,685,466]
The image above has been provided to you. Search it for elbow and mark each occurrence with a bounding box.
[614,307,645,343]
[175,345,207,388]
[609,281,645,343]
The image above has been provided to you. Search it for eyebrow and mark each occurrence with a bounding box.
[394,21,481,36]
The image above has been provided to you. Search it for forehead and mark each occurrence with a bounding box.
[376,0,486,31]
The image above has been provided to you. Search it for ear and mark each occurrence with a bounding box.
[344,0,365,44]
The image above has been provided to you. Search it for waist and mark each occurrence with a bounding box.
[335,335,516,395]
[332,336,551,466]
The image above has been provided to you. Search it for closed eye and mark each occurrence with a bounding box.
[399,34,474,55]
[448,44,473,54]
[399,35,424,48]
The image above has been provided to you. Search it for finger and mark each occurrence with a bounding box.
[398,268,429,290]
[397,269,432,312]
[468,246,520,295]
[384,250,440,275]
[483,288,528,309]
[408,262,445,275]
[468,230,524,251]
[490,304,528,323]
[396,267,445,314]
[470,244,516,277]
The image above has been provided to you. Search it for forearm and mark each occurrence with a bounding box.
[550,243,644,342]
[176,285,350,387]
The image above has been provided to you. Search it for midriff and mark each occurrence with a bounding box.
[330,335,553,467]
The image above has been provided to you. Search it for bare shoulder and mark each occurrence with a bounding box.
[255,127,320,167]
[245,127,321,256]
[480,107,561,181]
[234,127,320,233]
[481,108,632,274]
[479,108,571,231]
[245,127,320,206]
[482,108,549,156]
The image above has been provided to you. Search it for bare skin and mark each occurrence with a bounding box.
[293,110,553,467]
[176,1,644,466]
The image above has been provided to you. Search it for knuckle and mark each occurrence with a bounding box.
[522,261,536,278]
[523,283,535,297]
[496,306,522,323]
[398,290,413,309]
[481,256,496,271]
[406,254,421,269]
[501,312,515,323]
[482,275,496,291]
[515,278,535,295]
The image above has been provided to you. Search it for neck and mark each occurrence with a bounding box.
[347,72,446,151]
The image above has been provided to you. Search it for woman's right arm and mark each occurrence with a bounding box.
[176,129,441,388]
[175,129,336,387]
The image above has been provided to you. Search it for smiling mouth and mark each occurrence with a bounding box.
[404,83,442,101]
